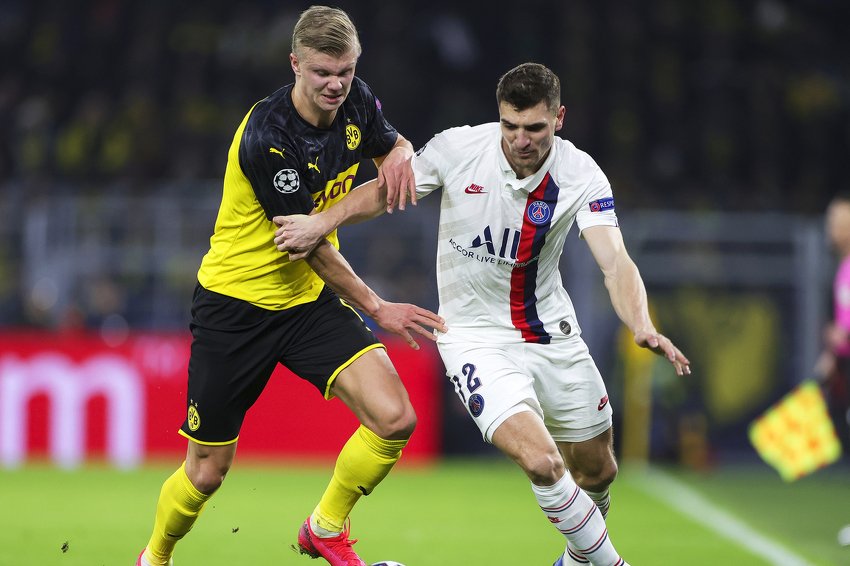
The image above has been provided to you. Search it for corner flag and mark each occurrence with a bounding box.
[748,381,842,481]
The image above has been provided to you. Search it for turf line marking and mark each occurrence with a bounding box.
[632,467,816,566]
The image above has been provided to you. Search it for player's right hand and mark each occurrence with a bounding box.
[273,214,328,260]
[634,330,691,376]
[372,300,447,350]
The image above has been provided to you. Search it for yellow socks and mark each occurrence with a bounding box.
[313,425,408,533]
[144,462,211,566]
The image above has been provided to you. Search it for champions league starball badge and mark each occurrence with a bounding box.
[273,169,300,194]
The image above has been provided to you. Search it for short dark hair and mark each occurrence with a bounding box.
[496,63,560,114]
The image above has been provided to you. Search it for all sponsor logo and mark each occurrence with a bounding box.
[527,200,551,225]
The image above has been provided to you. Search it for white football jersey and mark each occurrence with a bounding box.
[413,123,618,344]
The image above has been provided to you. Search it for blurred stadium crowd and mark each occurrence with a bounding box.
[1,0,848,208]
[0,0,847,330]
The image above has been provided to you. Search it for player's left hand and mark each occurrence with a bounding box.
[378,145,416,214]
[634,331,691,376]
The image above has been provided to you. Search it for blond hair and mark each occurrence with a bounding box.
[292,6,361,58]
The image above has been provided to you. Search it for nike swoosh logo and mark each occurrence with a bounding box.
[357,485,372,496]
[465,184,486,194]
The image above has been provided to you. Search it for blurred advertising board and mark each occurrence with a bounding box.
[0,330,443,469]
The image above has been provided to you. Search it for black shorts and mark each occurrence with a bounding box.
[179,283,384,444]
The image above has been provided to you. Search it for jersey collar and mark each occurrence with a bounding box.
[496,131,557,193]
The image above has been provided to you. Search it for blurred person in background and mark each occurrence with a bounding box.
[135,6,444,566]
[815,192,850,451]
[275,62,690,566]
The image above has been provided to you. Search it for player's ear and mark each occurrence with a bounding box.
[555,106,565,132]
[290,53,301,77]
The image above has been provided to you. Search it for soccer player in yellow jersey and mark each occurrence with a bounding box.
[135,6,445,566]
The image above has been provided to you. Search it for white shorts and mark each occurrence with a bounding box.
[438,336,613,443]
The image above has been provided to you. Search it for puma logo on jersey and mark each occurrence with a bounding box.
[465,183,486,194]
[269,147,285,157]
[308,156,321,172]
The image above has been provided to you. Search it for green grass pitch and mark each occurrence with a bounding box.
[0,458,846,565]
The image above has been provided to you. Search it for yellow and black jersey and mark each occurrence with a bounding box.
[198,77,398,310]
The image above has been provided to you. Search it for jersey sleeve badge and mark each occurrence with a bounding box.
[589,197,614,212]
[273,169,300,193]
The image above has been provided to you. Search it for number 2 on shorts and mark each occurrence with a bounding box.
[451,362,481,402]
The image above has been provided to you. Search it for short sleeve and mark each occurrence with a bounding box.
[412,127,470,198]
[353,80,398,160]
[239,122,316,220]
[575,168,619,238]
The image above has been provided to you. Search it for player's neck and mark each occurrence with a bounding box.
[291,86,337,128]
[501,143,549,180]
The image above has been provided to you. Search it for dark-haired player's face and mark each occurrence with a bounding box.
[291,48,358,124]
[499,100,565,179]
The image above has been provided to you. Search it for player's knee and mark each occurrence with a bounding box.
[524,451,566,485]
[373,401,417,440]
[576,458,618,492]
[186,456,232,495]
[596,459,618,490]
[187,465,228,495]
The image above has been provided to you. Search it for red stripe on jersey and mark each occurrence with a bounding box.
[509,172,557,342]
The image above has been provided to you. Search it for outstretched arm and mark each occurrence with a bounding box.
[583,225,691,375]
[304,238,446,350]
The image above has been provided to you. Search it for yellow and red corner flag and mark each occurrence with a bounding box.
[748,380,842,481]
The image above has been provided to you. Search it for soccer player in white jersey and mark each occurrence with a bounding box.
[273,62,690,566]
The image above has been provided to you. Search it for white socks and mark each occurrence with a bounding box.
[532,474,627,566]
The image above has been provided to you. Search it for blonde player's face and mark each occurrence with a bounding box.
[499,100,565,179]
[291,47,358,125]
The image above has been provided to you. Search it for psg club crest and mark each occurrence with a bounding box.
[527,200,551,225]
[468,394,485,417]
